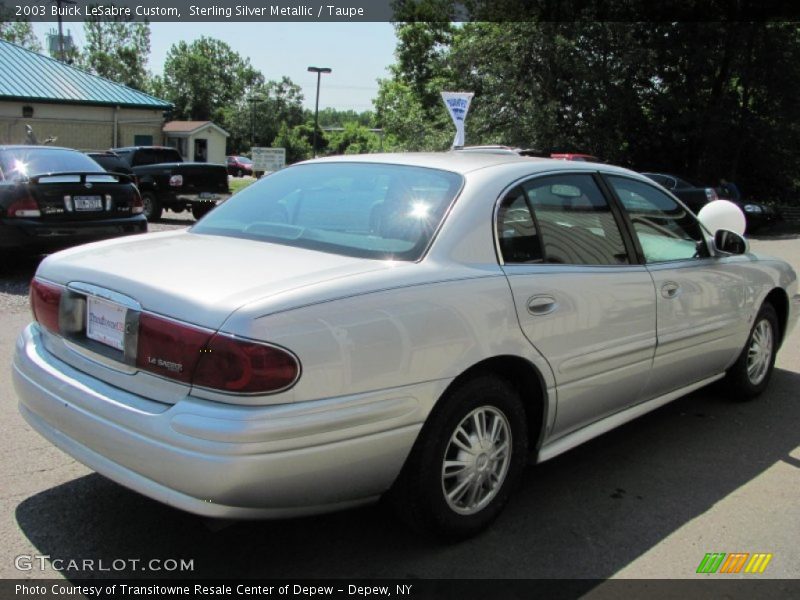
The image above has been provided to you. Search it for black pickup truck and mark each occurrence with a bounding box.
[111,146,230,221]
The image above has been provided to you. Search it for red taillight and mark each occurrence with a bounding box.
[135,313,299,394]
[135,313,211,384]
[194,334,299,394]
[131,190,144,215]
[7,195,41,217]
[30,279,61,333]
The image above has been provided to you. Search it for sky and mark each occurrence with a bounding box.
[31,22,398,112]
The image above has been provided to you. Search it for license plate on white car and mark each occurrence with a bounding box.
[74,195,103,211]
[86,296,127,351]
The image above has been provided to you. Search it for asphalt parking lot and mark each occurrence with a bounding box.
[1,218,798,585]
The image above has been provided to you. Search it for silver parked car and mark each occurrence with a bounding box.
[13,153,799,539]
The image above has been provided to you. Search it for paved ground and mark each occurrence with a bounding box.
[1,221,798,585]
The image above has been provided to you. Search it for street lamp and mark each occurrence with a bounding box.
[307,66,332,158]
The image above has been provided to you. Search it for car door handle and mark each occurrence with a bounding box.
[661,282,681,299]
[527,295,558,315]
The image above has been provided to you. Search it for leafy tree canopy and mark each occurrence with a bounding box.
[162,36,263,123]
[79,16,151,91]
[0,19,41,52]
[376,21,800,200]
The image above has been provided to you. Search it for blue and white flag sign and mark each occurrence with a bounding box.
[441,91,474,148]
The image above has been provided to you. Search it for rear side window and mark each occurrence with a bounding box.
[522,174,629,265]
[133,149,182,165]
[496,187,542,263]
[193,162,463,261]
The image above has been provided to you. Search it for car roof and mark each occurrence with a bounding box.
[112,146,176,151]
[300,151,636,177]
[0,145,77,152]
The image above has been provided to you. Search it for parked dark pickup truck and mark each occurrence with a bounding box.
[111,146,230,221]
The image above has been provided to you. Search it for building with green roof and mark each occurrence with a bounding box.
[0,39,172,149]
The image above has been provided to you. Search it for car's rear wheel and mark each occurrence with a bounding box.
[141,193,162,222]
[389,374,527,540]
[191,203,214,220]
[724,302,779,400]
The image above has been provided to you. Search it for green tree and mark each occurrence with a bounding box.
[378,18,800,199]
[326,122,382,155]
[316,108,375,128]
[223,77,305,153]
[79,17,151,90]
[273,122,314,164]
[162,37,263,123]
[0,18,41,51]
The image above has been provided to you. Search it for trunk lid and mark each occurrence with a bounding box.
[26,173,139,221]
[37,229,391,330]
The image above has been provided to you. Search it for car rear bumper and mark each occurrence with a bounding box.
[13,324,428,518]
[0,216,146,250]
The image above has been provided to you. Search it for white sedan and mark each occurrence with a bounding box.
[13,153,799,539]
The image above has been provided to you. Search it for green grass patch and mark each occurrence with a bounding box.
[229,177,256,195]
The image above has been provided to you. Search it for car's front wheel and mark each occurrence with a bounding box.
[390,374,528,540]
[725,302,779,399]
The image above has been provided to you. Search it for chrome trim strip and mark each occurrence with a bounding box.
[67,281,142,311]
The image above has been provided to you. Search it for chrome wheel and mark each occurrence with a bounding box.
[746,319,774,386]
[441,405,512,515]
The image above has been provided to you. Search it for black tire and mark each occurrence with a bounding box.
[724,302,779,400]
[141,192,162,222]
[388,374,528,540]
[191,203,214,220]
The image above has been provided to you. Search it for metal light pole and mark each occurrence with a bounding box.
[307,66,332,158]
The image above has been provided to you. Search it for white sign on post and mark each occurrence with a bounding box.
[251,147,286,173]
[441,92,474,148]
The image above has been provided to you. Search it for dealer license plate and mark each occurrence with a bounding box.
[86,296,127,351]
[199,192,218,200]
[74,195,103,211]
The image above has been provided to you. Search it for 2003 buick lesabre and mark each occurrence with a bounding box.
[13,152,799,538]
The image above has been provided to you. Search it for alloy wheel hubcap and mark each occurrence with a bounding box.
[746,319,773,386]
[441,406,512,515]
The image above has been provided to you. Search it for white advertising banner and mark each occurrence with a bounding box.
[441,91,474,148]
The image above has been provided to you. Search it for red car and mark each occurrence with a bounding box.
[226,155,253,177]
[550,153,601,162]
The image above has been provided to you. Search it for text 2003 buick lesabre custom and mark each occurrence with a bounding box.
[13,153,799,538]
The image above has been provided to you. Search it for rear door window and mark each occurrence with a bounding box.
[521,174,630,265]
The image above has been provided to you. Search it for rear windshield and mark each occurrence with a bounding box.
[0,148,105,180]
[192,162,464,261]
[88,154,130,173]
[131,148,182,165]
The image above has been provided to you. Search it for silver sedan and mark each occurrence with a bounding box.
[12,152,799,539]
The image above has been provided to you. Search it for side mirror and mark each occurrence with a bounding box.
[714,229,748,255]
